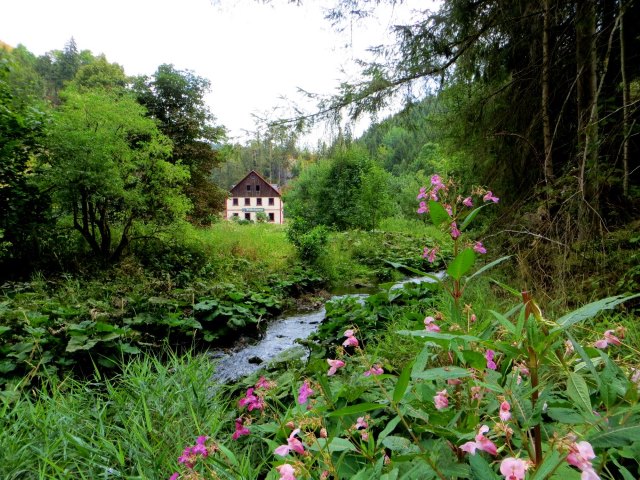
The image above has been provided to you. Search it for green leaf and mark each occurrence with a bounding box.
[468,452,499,479]
[530,451,562,480]
[381,435,420,454]
[566,372,592,415]
[447,248,476,281]
[488,310,515,334]
[398,330,481,342]
[428,200,450,226]
[65,335,99,352]
[588,424,640,448]
[377,415,401,442]
[312,437,358,452]
[0,326,11,335]
[551,294,640,332]
[328,402,385,417]
[460,203,489,230]
[466,255,511,283]
[393,361,413,403]
[383,261,442,283]
[546,407,586,424]
[412,366,471,381]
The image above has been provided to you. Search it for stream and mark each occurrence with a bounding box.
[211,275,442,383]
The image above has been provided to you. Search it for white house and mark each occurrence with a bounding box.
[225,170,284,224]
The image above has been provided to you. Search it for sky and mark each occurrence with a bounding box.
[1,0,439,145]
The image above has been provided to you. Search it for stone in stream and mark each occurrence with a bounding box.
[248,356,263,364]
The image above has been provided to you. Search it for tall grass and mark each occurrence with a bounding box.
[0,352,230,479]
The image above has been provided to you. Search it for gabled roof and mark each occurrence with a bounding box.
[229,170,281,197]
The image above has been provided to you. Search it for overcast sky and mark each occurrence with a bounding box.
[1,0,439,144]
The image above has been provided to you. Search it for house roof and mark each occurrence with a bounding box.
[229,170,281,197]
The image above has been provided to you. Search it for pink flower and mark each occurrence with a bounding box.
[567,441,596,472]
[255,376,275,390]
[424,316,441,332]
[431,174,443,187]
[460,425,497,456]
[232,418,250,440]
[363,365,384,376]
[238,387,264,411]
[483,191,500,203]
[450,222,461,239]
[276,463,297,480]
[342,329,359,347]
[327,358,345,376]
[473,242,487,254]
[169,473,180,480]
[500,401,511,422]
[594,330,621,349]
[447,378,462,385]
[470,313,477,323]
[297,380,314,404]
[417,187,428,199]
[499,457,528,480]
[422,246,438,263]
[485,349,497,370]
[417,201,428,214]
[463,196,473,207]
[444,204,453,216]
[355,417,368,430]
[275,428,306,457]
[434,389,448,410]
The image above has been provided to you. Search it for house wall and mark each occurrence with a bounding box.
[225,196,284,223]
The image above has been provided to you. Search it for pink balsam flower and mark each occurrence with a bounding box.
[424,315,441,332]
[417,201,428,214]
[567,441,596,472]
[417,187,428,199]
[327,358,345,376]
[500,401,511,422]
[463,196,473,207]
[433,389,449,410]
[594,329,621,349]
[450,222,461,239]
[274,428,306,457]
[485,349,497,370]
[363,365,384,376]
[297,380,314,405]
[342,329,359,347]
[499,457,529,480]
[473,241,487,254]
[232,418,250,440]
[459,425,497,456]
[276,463,297,480]
[422,246,438,263]
[483,191,500,203]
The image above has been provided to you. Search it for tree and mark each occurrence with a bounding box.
[133,64,226,224]
[0,52,49,268]
[42,88,190,261]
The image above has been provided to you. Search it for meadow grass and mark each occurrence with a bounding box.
[0,351,231,479]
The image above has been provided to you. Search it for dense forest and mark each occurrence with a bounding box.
[1,1,640,479]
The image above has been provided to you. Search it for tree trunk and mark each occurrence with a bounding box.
[575,0,599,239]
[619,3,630,198]
[541,0,554,183]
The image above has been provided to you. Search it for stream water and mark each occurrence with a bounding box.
[211,275,442,383]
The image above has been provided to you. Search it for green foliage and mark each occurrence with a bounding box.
[0,53,51,270]
[42,87,190,261]
[133,64,227,224]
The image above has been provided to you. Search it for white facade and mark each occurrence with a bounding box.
[225,195,284,223]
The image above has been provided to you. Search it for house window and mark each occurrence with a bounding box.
[255,184,260,193]
[233,213,239,217]
[268,213,275,222]
[232,198,238,206]
[256,198,262,206]
[245,213,251,221]
[268,198,275,206]
[244,198,250,206]
[246,184,251,192]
